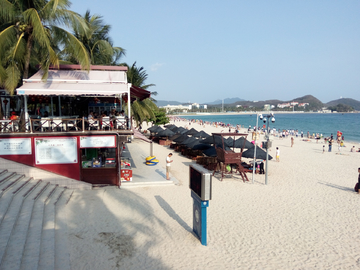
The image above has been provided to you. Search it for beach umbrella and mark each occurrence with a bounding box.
[167,125,178,132]
[169,133,182,141]
[193,130,210,138]
[185,138,201,148]
[176,127,187,134]
[184,128,199,136]
[242,145,273,160]
[225,137,234,147]
[172,134,189,143]
[148,125,160,132]
[151,126,164,133]
[192,143,213,150]
[234,137,253,149]
[164,124,175,128]
[200,136,215,145]
[203,147,217,157]
[155,128,175,137]
[180,136,197,145]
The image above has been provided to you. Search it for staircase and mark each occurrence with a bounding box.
[0,169,73,270]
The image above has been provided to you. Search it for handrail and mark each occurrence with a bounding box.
[0,117,131,134]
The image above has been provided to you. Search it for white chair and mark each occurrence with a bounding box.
[51,118,64,132]
[115,116,126,129]
[88,119,99,130]
[101,117,112,130]
[66,118,78,131]
[40,119,51,132]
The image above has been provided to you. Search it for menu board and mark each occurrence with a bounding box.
[0,138,32,155]
[35,137,77,164]
[80,135,116,148]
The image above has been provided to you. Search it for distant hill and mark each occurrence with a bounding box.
[209,95,324,111]
[207,97,246,105]
[154,100,183,107]
[326,98,360,110]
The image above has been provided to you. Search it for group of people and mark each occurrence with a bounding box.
[87,109,126,120]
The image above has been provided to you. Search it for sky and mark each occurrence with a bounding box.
[69,0,360,104]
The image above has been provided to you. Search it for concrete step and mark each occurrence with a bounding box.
[54,189,73,270]
[38,185,62,270]
[0,172,18,190]
[0,179,44,268]
[20,182,52,270]
[0,193,36,270]
[0,175,32,223]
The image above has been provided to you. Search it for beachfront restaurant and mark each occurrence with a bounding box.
[0,65,150,186]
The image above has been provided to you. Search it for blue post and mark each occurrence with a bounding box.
[191,190,209,246]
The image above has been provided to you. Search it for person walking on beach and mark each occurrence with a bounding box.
[355,167,360,193]
[276,147,280,162]
[328,138,332,152]
[291,137,294,147]
[166,153,173,180]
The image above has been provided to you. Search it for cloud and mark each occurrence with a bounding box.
[150,62,165,71]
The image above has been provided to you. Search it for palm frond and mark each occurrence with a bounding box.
[5,64,20,95]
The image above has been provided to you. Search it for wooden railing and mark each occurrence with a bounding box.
[0,116,131,133]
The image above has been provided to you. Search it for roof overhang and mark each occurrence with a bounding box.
[16,65,151,100]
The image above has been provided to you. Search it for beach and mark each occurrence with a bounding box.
[65,118,360,269]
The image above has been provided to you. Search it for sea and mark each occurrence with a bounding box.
[180,113,360,144]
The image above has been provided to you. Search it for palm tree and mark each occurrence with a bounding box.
[62,10,125,65]
[0,0,90,95]
[122,62,159,126]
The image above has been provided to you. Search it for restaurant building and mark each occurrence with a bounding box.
[0,65,151,187]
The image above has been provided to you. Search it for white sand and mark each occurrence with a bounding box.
[66,119,360,270]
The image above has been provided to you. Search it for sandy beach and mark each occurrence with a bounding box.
[65,118,360,269]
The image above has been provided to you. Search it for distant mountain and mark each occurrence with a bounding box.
[326,98,360,110]
[207,97,245,105]
[209,95,324,111]
[154,100,183,107]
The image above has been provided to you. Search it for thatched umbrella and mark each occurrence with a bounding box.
[184,128,199,136]
[234,137,254,149]
[192,143,213,150]
[169,133,182,141]
[203,146,217,157]
[151,126,164,134]
[148,125,160,132]
[180,136,197,146]
[185,138,201,149]
[193,130,210,138]
[176,127,187,134]
[155,128,175,138]
[242,145,273,160]
[172,134,189,143]
[164,124,175,128]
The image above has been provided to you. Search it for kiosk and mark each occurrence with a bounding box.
[189,164,212,246]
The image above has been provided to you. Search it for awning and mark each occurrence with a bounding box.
[16,66,151,100]
[133,129,152,143]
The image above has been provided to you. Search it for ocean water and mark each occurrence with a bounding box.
[181,113,360,143]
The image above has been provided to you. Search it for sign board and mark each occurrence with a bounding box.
[35,137,77,164]
[80,135,116,148]
[189,164,212,201]
[0,138,32,155]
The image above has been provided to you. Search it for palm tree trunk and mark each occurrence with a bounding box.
[20,34,33,131]
[23,34,33,79]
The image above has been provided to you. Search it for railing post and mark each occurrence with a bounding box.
[30,119,33,133]
[82,117,85,132]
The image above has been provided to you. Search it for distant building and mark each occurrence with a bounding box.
[263,104,271,111]
[161,104,191,113]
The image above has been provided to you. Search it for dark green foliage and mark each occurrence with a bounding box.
[327,104,354,112]
[151,108,169,125]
